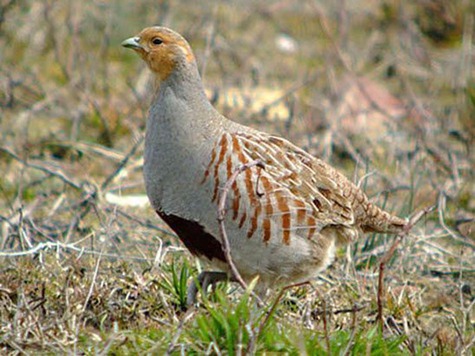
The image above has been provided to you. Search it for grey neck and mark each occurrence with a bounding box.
[147,58,229,154]
[156,60,212,114]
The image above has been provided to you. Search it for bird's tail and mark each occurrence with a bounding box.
[361,202,408,234]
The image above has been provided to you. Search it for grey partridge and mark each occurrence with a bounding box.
[122,27,407,304]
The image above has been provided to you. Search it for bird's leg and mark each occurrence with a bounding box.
[187,271,228,307]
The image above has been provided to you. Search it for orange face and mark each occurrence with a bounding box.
[122,27,195,81]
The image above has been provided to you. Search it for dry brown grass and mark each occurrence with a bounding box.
[1,0,474,354]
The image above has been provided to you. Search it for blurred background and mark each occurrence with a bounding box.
[0,0,474,353]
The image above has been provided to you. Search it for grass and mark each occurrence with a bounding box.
[0,0,474,354]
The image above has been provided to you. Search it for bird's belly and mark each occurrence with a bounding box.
[212,217,337,286]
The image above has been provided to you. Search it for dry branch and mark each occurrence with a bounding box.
[0,146,82,190]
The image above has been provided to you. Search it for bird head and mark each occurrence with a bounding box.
[122,27,195,81]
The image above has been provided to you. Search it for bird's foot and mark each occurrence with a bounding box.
[187,271,228,307]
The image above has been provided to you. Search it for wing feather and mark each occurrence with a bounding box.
[234,132,359,237]
[201,130,367,245]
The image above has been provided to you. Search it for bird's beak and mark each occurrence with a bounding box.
[121,37,143,50]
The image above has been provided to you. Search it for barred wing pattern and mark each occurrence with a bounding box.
[200,131,379,246]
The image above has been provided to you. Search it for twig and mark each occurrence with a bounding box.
[0,240,184,263]
[0,146,82,190]
[81,245,104,314]
[101,135,144,191]
[217,159,265,292]
[437,191,475,248]
[110,207,178,238]
[313,303,366,316]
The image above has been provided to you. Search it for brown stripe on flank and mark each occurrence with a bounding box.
[306,215,316,239]
[232,135,248,164]
[211,135,228,202]
[248,204,261,238]
[262,191,273,243]
[211,178,220,203]
[244,168,255,206]
[276,195,291,244]
[232,135,240,150]
[201,146,217,184]
[263,217,271,243]
[226,155,232,180]
[238,211,247,228]
[260,175,273,195]
[232,181,240,220]
[282,213,291,245]
[230,135,246,219]
[295,199,307,224]
[264,193,274,216]
[216,134,229,168]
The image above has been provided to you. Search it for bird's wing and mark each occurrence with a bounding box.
[235,132,358,225]
[201,131,363,245]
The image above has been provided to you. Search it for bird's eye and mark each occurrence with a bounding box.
[152,38,163,45]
